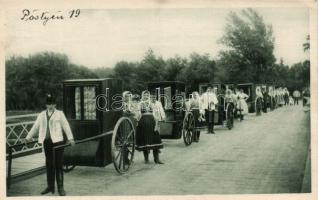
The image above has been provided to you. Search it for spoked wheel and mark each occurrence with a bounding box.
[226,103,234,130]
[112,117,135,174]
[182,112,195,146]
[63,165,75,173]
[255,97,263,115]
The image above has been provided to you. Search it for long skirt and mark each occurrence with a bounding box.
[136,113,163,151]
[191,109,202,140]
[191,109,204,128]
[237,99,248,115]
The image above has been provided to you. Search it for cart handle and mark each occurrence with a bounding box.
[53,130,113,151]
[51,130,113,175]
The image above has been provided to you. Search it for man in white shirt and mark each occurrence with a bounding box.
[293,90,300,105]
[200,85,218,134]
[24,94,75,196]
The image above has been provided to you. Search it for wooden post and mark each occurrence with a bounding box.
[7,147,13,190]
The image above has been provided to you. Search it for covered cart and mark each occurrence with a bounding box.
[147,81,198,146]
[61,78,135,174]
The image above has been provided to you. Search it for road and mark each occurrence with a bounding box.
[7,104,310,196]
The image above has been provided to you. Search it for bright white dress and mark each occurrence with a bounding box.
[237,93,249,115]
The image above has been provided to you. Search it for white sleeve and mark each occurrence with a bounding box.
[214,94,218,104]
[26,113,41,140]
[200,94,206,109]
[60,111,74,141]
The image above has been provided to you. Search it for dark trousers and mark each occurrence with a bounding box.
[294,97,299,105]
[284,97,289,105]
[205,109,214,133]
[43,138,64,191]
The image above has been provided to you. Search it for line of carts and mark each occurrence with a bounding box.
[54,79,282,174]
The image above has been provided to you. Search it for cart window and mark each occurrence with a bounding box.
[83,86,96,120]
[164,87,172,109]
[64,86,81,120]
[75,87,81,120]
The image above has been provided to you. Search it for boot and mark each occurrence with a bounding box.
[193,131,197,142]
[58,185,66,196]
[197,131,200,142]
[143,150,149,164]
[41,187,54,195]
[56,167,65,196]
[153,150,164,164]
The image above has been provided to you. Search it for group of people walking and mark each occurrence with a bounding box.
[268,87,304,107]
[22,85,309,196]
[121,85,250,166]
[186,85,250,140]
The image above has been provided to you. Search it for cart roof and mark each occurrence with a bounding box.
[147,81,185,86]
[63,78,119,83]
[237,82,254,85]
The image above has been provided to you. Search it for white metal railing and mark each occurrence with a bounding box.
[6,113,41,155]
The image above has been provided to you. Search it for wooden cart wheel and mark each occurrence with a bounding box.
[255,97,263,115]
[112,117,135,174]
[226,103,234,130]
[182,112,195,146]
[63,165,75,173]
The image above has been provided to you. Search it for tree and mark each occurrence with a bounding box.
[179,53,216,93]
[163,55,187,81]
[136,49,166,83]
[112,61,142,93]
[92,67,114,78]
[6,52,97,110]
[219,8,276,83]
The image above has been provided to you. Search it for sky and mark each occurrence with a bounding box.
[5,7,310,68]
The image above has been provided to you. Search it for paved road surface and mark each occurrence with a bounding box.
[7,104,310,196]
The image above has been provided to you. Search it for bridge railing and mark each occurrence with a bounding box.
[6,113,42,156]
[6,113,44,190]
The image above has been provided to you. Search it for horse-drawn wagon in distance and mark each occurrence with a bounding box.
[61,78,136,174]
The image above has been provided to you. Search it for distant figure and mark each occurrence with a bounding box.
[24,94,75,196]
[201,85,218,134]
[284,88,290,106]
[278,88,285,107]
[261,87,269,113]
[189,91,204,142]
[237,89,249,120]
[255,87,263,115]
[292,90,301,105]
[302,88,310,107]
[225,89,236,104]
